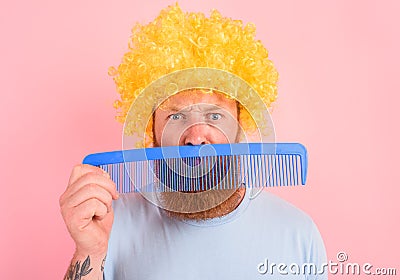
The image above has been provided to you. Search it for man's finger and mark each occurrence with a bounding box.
[70,198,110,231]
[65,184,114,213]
[66,170,118,200]
[68,164,108,186]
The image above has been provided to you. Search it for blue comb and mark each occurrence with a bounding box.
[82,143,308,193]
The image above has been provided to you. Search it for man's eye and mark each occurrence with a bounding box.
[209,113,222,121]
[168,113,184,120]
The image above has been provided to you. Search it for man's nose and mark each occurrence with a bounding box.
[181,124,210,145]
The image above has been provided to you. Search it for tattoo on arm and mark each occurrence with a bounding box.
[101,255,106,273]
[65,256,93,280]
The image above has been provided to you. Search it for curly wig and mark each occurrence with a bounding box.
[109,3,278,147]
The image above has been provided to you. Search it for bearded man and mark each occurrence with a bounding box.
[60,4,327,280]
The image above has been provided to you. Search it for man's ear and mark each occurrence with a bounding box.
[235,102,242,142]
[146,114,156,147]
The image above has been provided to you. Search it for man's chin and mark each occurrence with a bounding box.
[155,188,238,214]
[158,188,246,221]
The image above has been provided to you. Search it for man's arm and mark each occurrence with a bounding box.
[60,164,118,280]
[64,253,106,280]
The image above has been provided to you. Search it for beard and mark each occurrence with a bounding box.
[158,188,245,221]
[151,155,245,220]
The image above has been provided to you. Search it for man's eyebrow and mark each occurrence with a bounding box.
[161,105,181,112]
[156,103,183,112]
[202,105,227,112]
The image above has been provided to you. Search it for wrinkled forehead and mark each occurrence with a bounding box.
[156,89,238,112]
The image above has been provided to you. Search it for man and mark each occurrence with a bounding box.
[60,4,327,279]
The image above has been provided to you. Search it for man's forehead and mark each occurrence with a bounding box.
[163,103,229,113]
[158,89,237,111]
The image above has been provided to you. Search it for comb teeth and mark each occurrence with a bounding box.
[96,144,306,194]
[254,154,302,187]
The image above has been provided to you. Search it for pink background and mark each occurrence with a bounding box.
[1,0,399,279]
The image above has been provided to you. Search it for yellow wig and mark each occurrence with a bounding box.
[109,3,278,146]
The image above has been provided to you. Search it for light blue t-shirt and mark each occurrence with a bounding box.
[105,190,327,279]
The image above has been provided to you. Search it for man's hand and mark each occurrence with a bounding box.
[60,164,119,257]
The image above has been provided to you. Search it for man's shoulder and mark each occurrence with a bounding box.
[249,190,317,231]
[247,191,326,261]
